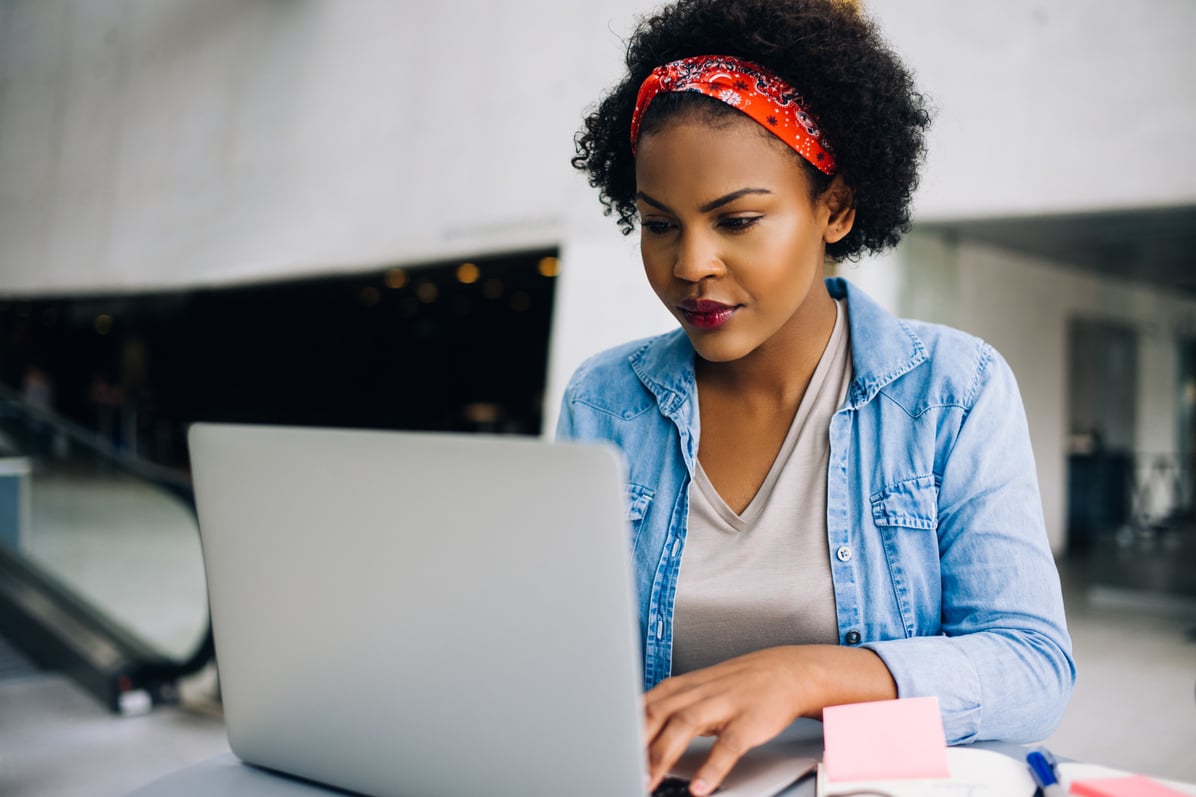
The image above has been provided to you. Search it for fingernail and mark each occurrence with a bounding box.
[690,778,710,796]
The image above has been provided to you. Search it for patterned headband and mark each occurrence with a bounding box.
[629,55,836,176]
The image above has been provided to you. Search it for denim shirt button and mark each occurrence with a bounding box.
[836,545,853,562]
[656,620,664,639]
[671,539,681,558]
[845,630,862,645]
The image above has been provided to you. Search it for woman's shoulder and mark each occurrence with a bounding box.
[837,279,999,394]
[905,318,993,368]
[561,329,691,419]
[887,318,1016,410]
[566,329,688,390]
[838,280,1009,410]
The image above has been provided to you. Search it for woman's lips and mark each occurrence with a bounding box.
[679,299,737,330]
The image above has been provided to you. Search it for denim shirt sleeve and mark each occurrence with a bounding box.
[862,346,1076,744]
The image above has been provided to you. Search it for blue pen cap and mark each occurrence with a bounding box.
[1026,748,1060,787]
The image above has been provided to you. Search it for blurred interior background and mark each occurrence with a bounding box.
[0,1,1193,795]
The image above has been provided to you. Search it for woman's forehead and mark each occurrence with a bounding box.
[634,117,810,199]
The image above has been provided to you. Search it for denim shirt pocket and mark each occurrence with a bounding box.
[870,474,939,531]
[869,474,940,636]
[625,482,655,549]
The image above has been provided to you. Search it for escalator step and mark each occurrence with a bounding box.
[0,631,42,681]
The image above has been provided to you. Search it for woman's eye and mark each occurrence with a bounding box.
[641,219,674,235]
[720,216,762,232]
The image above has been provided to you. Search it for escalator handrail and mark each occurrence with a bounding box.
[0,381,215,689]
[0,381,193,498]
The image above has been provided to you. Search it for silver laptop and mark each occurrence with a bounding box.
[188,423,816,797]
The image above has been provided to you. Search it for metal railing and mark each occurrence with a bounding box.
[0,381,214,713]
[1126,453,1196,538]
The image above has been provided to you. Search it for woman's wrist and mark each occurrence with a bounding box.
[781,644,898,719]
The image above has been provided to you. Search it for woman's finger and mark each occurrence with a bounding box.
[644,699,732,790]
[687,728,754,796]
[643,675,721,742]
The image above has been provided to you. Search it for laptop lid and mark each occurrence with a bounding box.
[188,423,647,797]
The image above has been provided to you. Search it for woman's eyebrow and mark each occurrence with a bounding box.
[635,188,773,214]
[635,191,674,214]
[699,187,772,212]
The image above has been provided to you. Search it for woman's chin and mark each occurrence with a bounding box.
[684,333,753,365]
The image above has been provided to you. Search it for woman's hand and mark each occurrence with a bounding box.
[643,645,896,796]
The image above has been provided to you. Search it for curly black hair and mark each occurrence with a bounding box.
[572,0,932,261]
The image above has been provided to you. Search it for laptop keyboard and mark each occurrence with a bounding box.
[652,776,715,796]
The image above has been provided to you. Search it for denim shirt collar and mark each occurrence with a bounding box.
[625,277,928,424]
[825,277,928,408]
[627,328,699,472]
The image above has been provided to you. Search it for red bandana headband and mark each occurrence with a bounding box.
[629,55,837,175]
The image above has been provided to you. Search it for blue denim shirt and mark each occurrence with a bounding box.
[556,277,1075,745]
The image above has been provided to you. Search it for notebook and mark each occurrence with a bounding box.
[188,423,815,797]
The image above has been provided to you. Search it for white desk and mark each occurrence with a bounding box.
[127,735,1044,797]
[128,751,830,797]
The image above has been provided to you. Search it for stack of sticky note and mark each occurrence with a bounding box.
[821,695,950,782]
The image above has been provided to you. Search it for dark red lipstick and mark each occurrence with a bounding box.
[679,299,736,330]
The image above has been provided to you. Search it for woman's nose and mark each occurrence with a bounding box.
[673,231,725,282]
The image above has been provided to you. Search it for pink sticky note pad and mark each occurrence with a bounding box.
[1070,775,1191,797]
[822,696,950,782]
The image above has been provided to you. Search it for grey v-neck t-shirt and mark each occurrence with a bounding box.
[671,298,852,676]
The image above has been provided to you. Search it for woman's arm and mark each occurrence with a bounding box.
[864,347,1075,744]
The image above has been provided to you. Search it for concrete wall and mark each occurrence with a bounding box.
[0,0,640,294]
[2,0,1194,294]
[869,0,1196,220]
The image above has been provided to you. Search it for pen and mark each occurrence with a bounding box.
[1026,747,1066,797]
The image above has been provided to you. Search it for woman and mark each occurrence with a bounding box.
[558,1,1075,794]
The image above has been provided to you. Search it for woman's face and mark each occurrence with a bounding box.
[634,114,851,365]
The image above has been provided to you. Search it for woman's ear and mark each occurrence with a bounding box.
[822,175,856,244]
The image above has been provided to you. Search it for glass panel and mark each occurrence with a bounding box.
[0,394,208,662]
